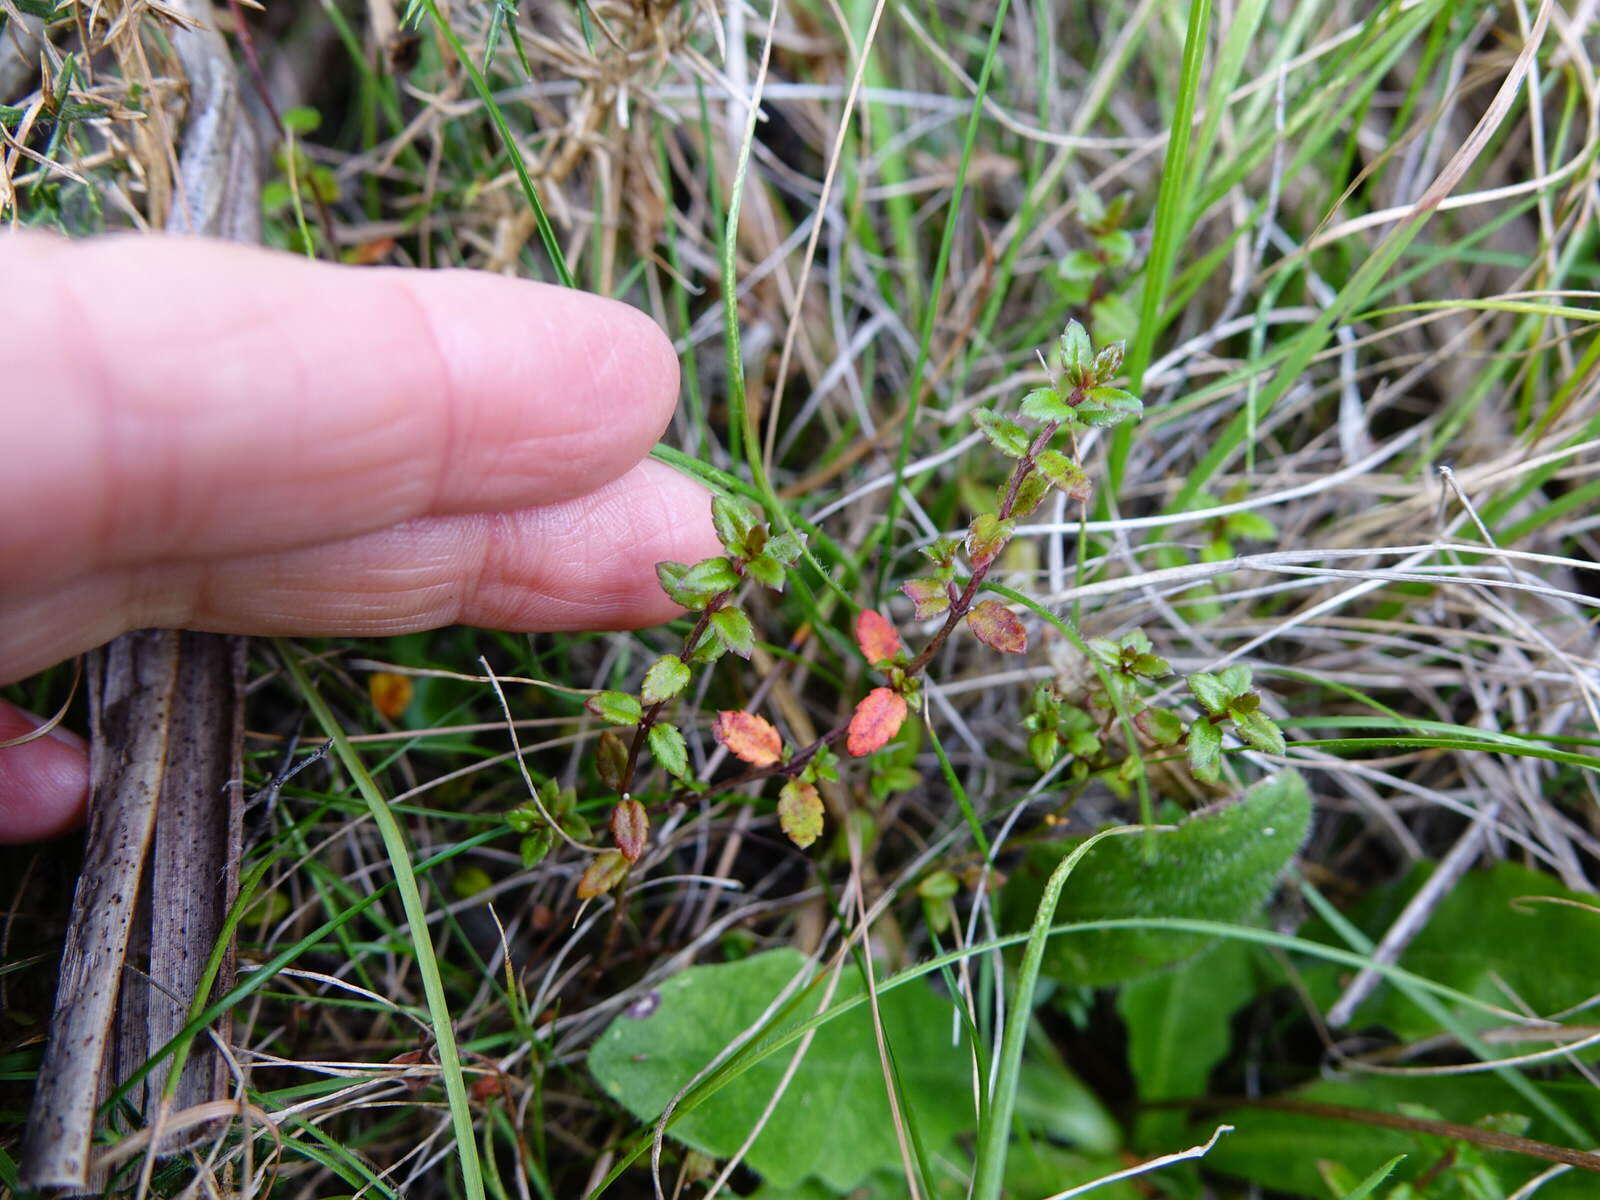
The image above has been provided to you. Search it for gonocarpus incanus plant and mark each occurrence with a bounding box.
[512,321,1284,899]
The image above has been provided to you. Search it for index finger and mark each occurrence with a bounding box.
[1,233,682,587]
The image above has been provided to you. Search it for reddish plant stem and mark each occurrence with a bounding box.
[905,416,1062,676]
[703,410,1074,796]
[710,724,851,792]
[616,589,732,799]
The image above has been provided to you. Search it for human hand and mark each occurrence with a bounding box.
[0,233,721,843]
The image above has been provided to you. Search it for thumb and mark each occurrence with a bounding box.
[0,701,89,843]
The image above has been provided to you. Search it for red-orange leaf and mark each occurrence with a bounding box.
[610,798,649,862]
[712,710,782,766]
[847,687,908,757]
[368,671,413,721]
[968,600,1027,654]
[576,850,629,899]
[854,608,903,664]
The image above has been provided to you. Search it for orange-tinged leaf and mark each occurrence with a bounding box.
[965,514,1014,570]
[901,577,950,620]
[610,798,649,862]
[344,236,398,266]
[576,850,630,899]
[368,672,413,720]
[854,608,903,664]
[712,710,782,766]
[471,1072,506,1101]
[847,687,908,757]
[777,780,824,848]
[968,600,1027,655]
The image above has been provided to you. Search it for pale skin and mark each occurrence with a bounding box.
[0,232,723,843]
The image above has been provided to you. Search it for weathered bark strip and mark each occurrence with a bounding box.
[20,635,248,1190]
[143,633,246,1116]
[166,0,260,242]
[19,633,181,1189]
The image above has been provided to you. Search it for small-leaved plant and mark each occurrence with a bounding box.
[515,320,1285,898]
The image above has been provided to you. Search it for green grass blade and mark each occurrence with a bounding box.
[1339,1155,1407,1199]
[1113,0,1213,487]
[879,0,1014,599]
[417,0,573,288]
[276,641,487,1200]
[971,825,1153,1200]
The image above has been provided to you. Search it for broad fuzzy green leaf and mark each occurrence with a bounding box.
[1138,707,1184,746]
[746,554,786,590]
[519,828,553,868]
[659,557,740,607]
[684,556,741,595]
[1217,663,1252,696]
[1003,771,1311,985]
[764,531,804,566]
[1091,341,1125,384]
[588,949,978,1192]
[1085,637,1120,668]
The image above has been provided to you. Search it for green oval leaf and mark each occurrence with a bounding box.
[586,690,642,726]
[641,655,690,705]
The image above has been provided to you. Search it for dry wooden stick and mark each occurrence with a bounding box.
[20,632,247,1190]
[20,634,180,1188]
